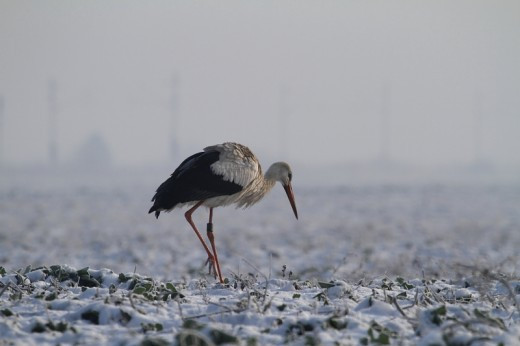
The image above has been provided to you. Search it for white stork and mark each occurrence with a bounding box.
[149,142,298,283]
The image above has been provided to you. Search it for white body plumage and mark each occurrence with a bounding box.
[203,143,274,209]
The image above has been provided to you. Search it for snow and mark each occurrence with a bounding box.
[1,182,520,344]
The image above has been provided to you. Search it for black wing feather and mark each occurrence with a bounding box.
[148,150,243,218]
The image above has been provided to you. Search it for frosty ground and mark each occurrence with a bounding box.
[1,179,520,344]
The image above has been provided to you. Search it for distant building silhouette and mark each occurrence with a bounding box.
[170,74,180,162]
[379,82,391,162]
[73,133,112,170]
[48,79,59,166]
[278,86,290,159]
[473,91,484,165]
[0,95,4,167]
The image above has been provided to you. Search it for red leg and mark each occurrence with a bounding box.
[207,207,223,283]
[184,201,218,279]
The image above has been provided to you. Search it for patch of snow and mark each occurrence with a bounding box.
[1,183,519,344]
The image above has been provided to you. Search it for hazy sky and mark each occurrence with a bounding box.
[1,0,519,167]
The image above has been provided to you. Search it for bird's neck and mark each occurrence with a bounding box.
[260,167,278,194]
[262,174,277,191]
[264,164,279,183]
[235,167,276,208]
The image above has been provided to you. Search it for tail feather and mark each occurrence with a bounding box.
[149,179,182,219]
[148,205,161,219]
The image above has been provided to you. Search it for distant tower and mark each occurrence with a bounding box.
[170,74,180,162]
[0,95,4,167]
[48,79,59,166]
[379,82,391,162]
[473,91,483,164]
[469,91,494,174]
[278,85,290,159]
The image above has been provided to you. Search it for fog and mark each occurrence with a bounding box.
[1,1,519,185]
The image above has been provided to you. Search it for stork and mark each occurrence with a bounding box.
[149,142,298,283]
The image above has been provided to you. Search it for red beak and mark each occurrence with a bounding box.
[283,182,298,220]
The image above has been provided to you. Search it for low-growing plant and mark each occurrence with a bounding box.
[396,277,415,290]
[176,319,238,345]
[1,308,13,317]
[141,322,164,333]
[31,320,76,334]
[131,279,185,302]
[313,291,330,305]
[81,310,100,325]
[140,337,170,346]
[323,316,348,330]
[360,321,397,345]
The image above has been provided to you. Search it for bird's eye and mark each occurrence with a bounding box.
[288,173,292,181]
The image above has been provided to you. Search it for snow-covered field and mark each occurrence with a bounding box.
[1,180,520,344]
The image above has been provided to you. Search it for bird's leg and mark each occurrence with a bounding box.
[207,207,223,283]
[184,201,218,279]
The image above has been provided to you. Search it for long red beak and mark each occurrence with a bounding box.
[283,182,298,220]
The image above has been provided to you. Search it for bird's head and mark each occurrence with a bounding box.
[266,162,298,219]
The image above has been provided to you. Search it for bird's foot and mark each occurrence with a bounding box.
[204,255,218,279]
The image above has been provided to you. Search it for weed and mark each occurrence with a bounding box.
[176,319,238,345]
[31,320,76,333]
[81,310,100,325]
[313,292,330,305]
[141,322,164,333]
[132,279,185,301]
[318,281,336,289]
[208,328,238,344]
[360,321,397,345]
[120,309,132,325]
[45,292,57,301]
[1,308,13,317]
[323,316,348,330]
[429,305,447,326]
[140,337,170,346]
[396,277,415,290]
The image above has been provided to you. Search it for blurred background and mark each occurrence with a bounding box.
[1,0,519,188]
[1,1,519,280]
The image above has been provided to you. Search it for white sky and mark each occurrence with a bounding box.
[0,0,519,167]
